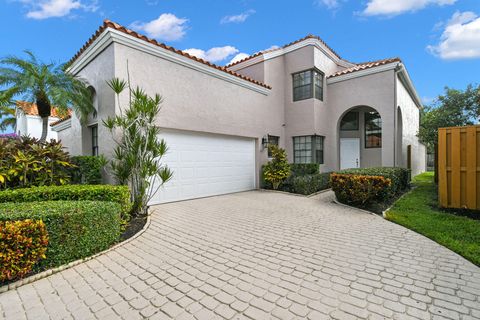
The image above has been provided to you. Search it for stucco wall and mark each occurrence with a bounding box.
[15,114,59,141]
[396,76,426,176]
[327,70,396,172]
[113,42,282,186]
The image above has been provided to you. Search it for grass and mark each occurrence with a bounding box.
[385,172,480,266]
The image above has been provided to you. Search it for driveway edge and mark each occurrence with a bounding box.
[0,212,153,294]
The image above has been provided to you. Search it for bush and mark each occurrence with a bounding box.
[0,136,73,189]
[289,163,319,176]
[0,201,121,271]
[69,156,107,185]
[0,219,48,282]
[286,173,331,195]
[0,184,131,217]
[336,167,410,198]
[331,173,392,205]
[262,145,291,190]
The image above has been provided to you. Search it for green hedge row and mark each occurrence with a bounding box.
[289,163,319,176]
[0,201,121,271]
[335,167,410,199]
[282,173,331,195]
[0,185,131,217]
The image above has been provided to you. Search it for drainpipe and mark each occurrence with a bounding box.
[393,64,402,167]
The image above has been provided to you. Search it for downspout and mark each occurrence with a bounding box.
[393,64,402,167]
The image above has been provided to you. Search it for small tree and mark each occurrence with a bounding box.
[263,145,290,190]
[103,78,173,215]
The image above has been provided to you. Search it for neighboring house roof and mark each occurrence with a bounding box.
[226,34,346,68]
[327,57,402,78]
[16,101,72,119]
[68,20,271,89]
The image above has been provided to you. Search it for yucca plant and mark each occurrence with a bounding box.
[104,77,173,216]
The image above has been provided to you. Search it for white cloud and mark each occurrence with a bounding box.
[25,0,97,19]
[220,10,255,24]
[229,53,250,64]
[427,11,480,59]
[263,45,280,51]
[316,0,342,10]
[130,13,188,41]
[362,0,457,17]
[184,46,239,63]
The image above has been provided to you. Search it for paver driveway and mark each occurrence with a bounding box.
[1,191,479,320]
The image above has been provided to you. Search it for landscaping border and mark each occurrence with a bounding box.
[260,188,332,198]
[332,197,380,217]
[0,211,152,294]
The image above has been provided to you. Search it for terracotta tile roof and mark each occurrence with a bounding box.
[226,34,345,68]
[327,57,401,78]
[50,114,72,127]
[68,20,271,90]
[16,101,72,119]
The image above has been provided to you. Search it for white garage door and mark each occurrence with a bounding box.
[149,130,256,205]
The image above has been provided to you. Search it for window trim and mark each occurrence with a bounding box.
[340,111,359,131]
[364,111,382,149]
[292,68,324,102]
[293,135,325,164]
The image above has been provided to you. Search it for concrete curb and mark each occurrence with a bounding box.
[259,188,332,198]
[332,198,380,217]
[0,211,153,294]
[381,186,417,218]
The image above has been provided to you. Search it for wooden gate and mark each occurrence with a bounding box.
[438,125,480,210]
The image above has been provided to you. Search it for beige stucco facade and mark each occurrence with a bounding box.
[53,21,426,188]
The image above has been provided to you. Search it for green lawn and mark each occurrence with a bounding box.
[385,172,480,266]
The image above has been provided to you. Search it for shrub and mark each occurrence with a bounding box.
[330,173,392,205]
[289,163,319,176]
[0,201,121,270]
[263,145,291,190]
[288,173,331,195]
[69,155,107,185]
[336,167,410,198]
[0,184,131,217]
[0,136,73,189]
[0,219,48,282]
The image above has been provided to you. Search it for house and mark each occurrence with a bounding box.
[15,101,70,141]
[52,20,426,204]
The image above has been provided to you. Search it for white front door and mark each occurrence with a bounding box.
[149,129,256,205]
[340,138,360,170]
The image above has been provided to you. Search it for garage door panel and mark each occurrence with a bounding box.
[149,130,255,205]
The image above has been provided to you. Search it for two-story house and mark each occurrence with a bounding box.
[52,20,426,204]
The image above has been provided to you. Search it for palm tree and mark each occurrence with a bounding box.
[0,91,15,132]
[0,51,94,141]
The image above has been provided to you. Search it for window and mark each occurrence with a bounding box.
[365,111,382,148]
[91,125,99,156]
[293,135,324,164]
[292,69,324,102]
[340,111,359,131]
[267,135,279,158]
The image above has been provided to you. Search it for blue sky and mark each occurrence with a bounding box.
[1,0,479,107]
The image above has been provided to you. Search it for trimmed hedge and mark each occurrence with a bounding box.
[0,185,131,217]
[0,219,48,282]
[331,173,392,205]
[69,156,107,185]
[0,201,121,271]
[336,167,410,198]
[289,163,319,176]
[282,173,331,195]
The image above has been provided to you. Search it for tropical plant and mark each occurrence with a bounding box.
[262,145,291,190]
[0,51,94,141]
[0,93,15,132]
[104,77,173,215]
[0,136,73,189]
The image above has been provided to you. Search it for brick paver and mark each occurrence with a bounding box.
[1,191,479,319]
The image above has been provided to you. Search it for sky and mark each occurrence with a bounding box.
[0,0,479,110]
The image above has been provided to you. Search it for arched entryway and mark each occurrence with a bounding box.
[338,106,382,170]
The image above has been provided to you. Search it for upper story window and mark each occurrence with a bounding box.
[340,111,359,131]
[292,69,324,102]
[293,135,324,164]
[267,135,279,158]
[365,111,382,148]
